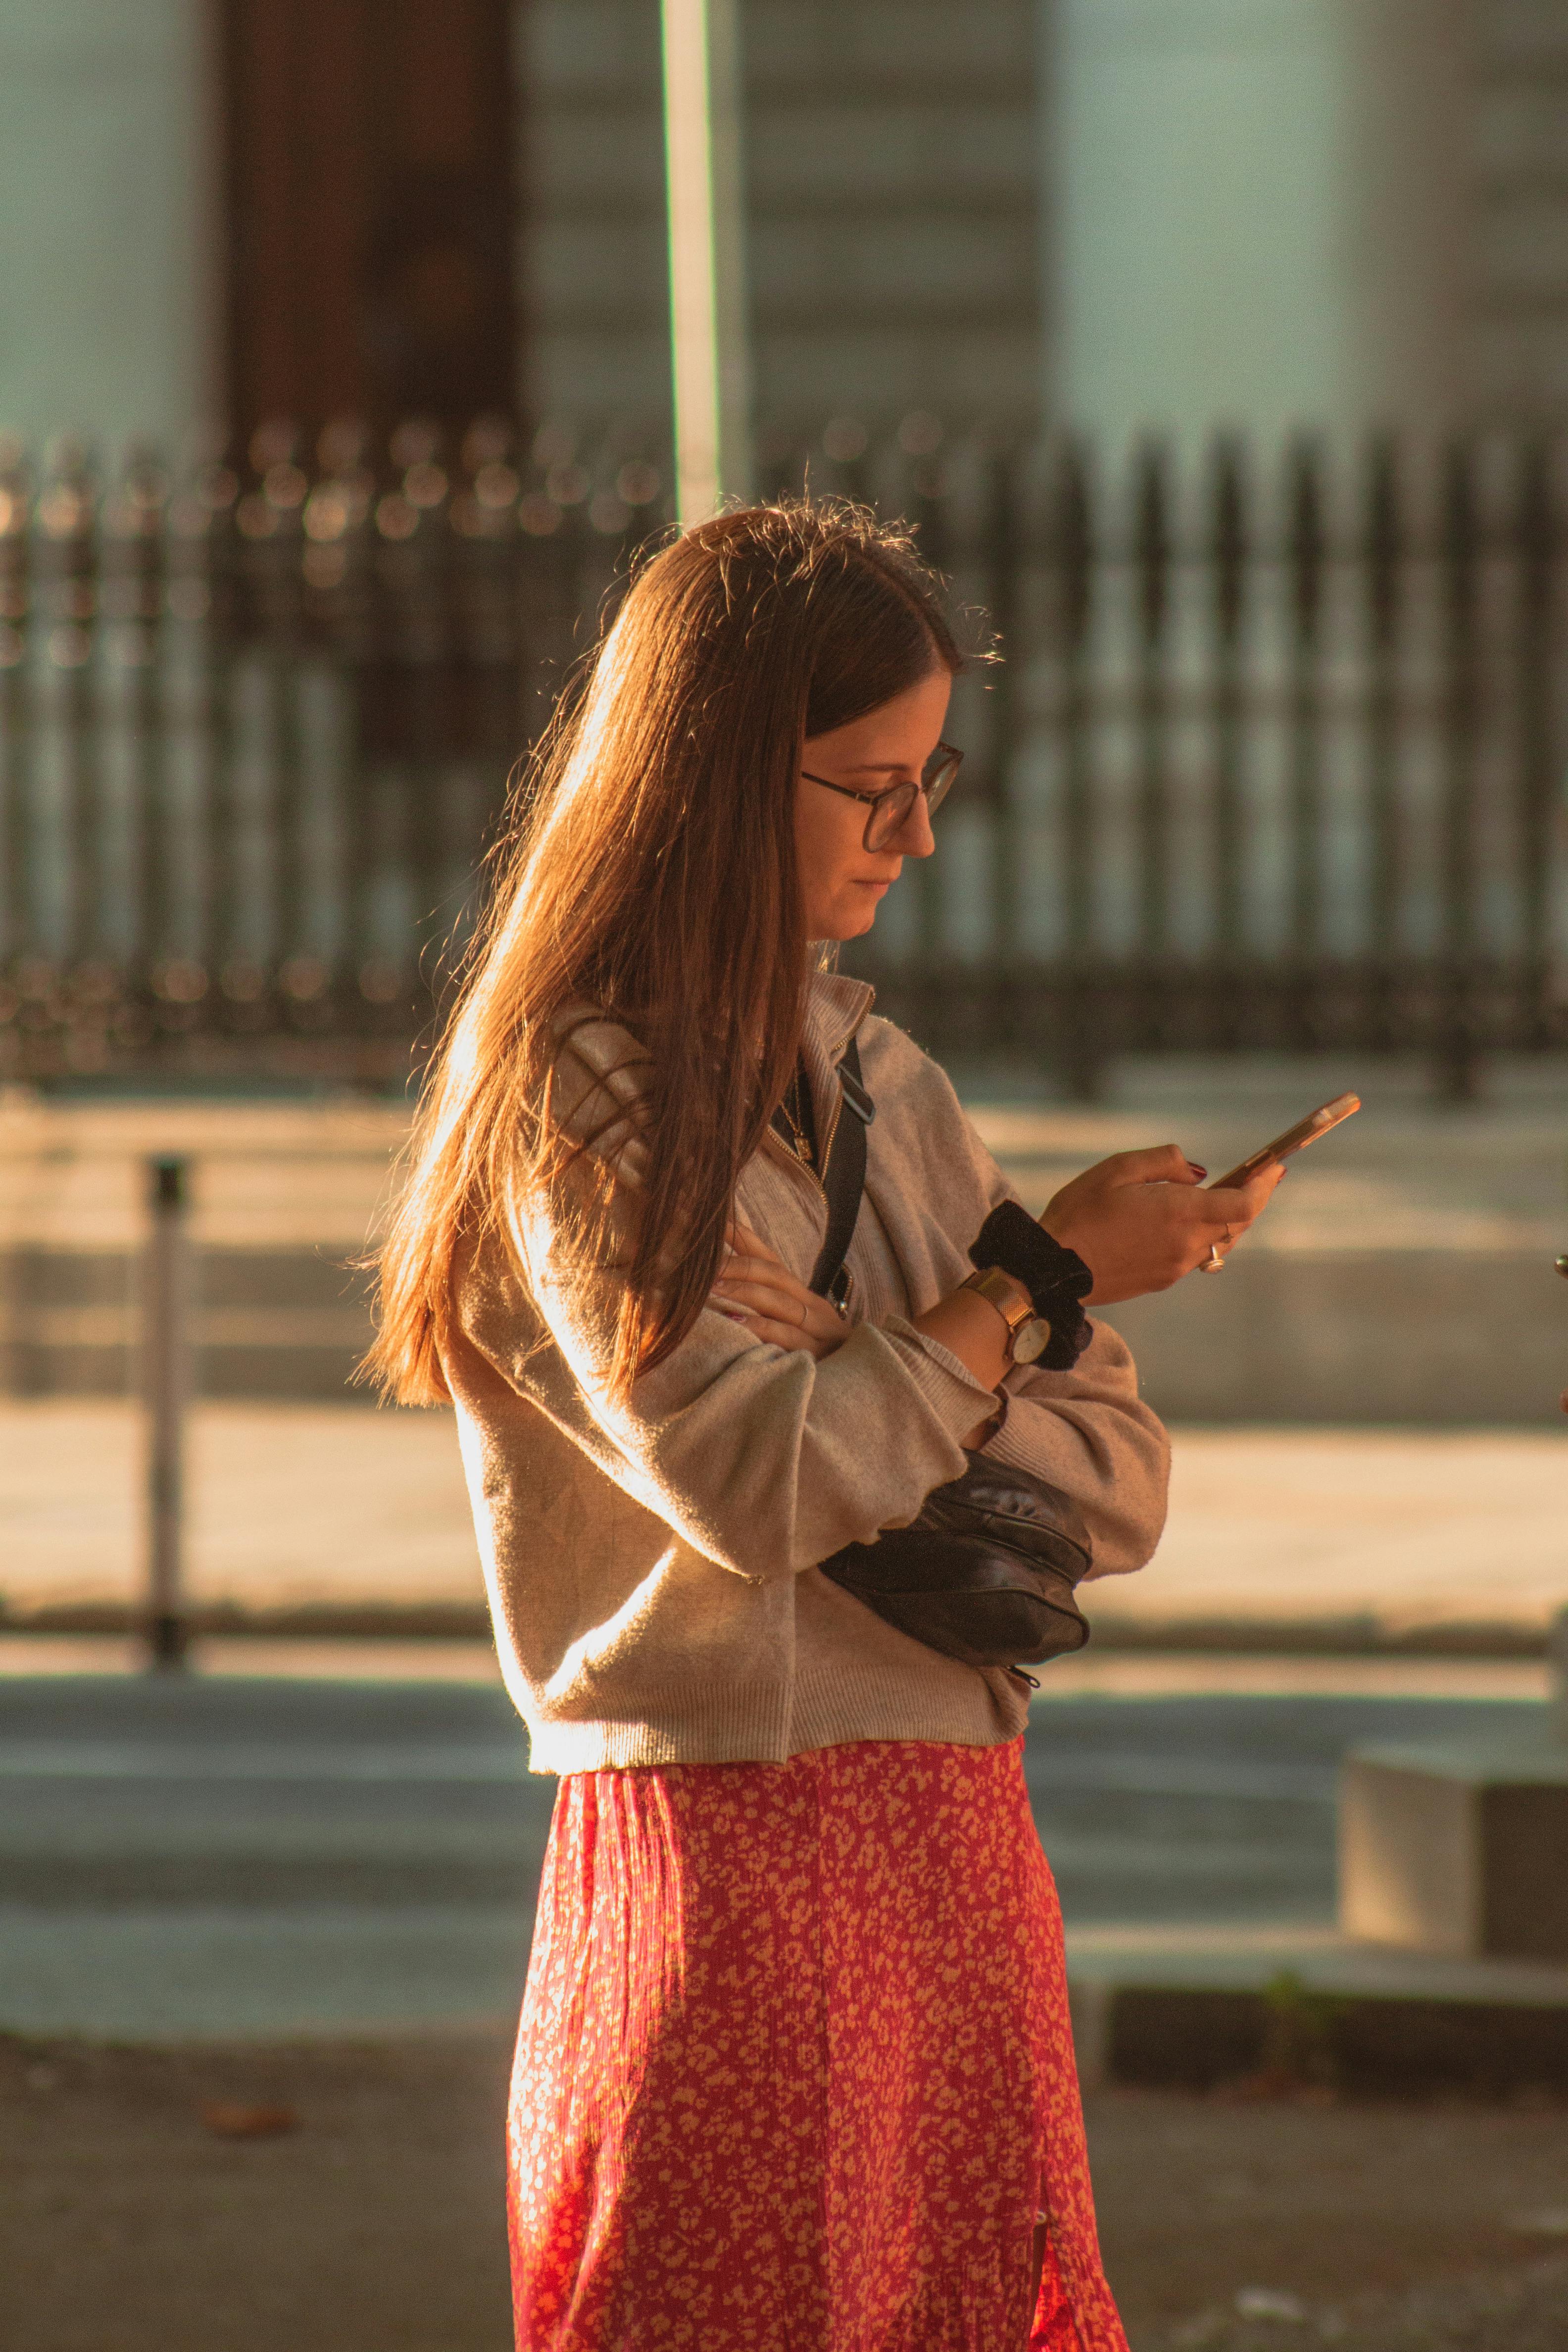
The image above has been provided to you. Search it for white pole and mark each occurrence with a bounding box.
[144,1155,192,1670]
[661,0,751,524]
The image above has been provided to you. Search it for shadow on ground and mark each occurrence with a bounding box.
[6,2032,1568,2352]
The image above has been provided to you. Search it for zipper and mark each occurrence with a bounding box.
[760,990,869,1216]
[762,1121,829,1209]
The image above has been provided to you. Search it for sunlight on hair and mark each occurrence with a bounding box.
[553,604,637,816]
[364,499,968,1411]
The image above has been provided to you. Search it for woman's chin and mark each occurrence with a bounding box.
[824,903,878,943]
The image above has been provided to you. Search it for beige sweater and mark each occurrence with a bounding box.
[444,973,1170,1775]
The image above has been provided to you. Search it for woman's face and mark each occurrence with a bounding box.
[793,667,951,941]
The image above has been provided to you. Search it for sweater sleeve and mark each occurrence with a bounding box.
[979,1320,1170,1579]
[897,1059,1170,1580]
[456,1014,1001,1583]
[462,1240,999,1583]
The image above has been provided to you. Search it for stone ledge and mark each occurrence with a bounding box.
[1066,1924,1568,2093]
[1341,1733,1568,1963]
[0,1603,1555,1656]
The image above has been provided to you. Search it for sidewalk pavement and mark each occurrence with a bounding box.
[3,1402,1562,1647]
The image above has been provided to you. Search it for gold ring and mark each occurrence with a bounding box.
[1197,1244,1225,1274]
[798,1298,808,1327]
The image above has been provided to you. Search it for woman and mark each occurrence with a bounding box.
[372,502,1277,2352]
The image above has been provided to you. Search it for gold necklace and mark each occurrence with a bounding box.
[778,1072,814,1167]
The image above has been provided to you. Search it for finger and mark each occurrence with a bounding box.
[1204,1165,1286,1225]
[1182,1186,1253,1227]
[714,1270,837,1331]
[713,1302,800,1341]
[724,1221,789,1274]
[710,1303,760,1334]
[713,1275,811,1320]
[1147,1184,1248,1237]
[714,1257,810,1300]
[739,1311,833,1358]
[1101,1143,1201,1188]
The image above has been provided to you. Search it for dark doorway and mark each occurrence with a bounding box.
[218,0,519,447]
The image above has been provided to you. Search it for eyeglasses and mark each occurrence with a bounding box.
[799,741,964,853]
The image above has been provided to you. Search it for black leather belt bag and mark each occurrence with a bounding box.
[819,1448,1091,1668]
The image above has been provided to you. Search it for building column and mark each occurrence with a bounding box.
[0,0,217,450]
[1047,0,1470,451]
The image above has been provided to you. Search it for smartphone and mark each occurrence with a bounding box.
[1208,1094,1360,1192]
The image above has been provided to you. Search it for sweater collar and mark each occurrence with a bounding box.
[802,966,875,1066]
[783,968,875,1182]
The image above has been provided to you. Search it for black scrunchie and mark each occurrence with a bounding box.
[969,1200,1093,1371]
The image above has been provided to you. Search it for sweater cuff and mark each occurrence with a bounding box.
[975,1391,1040,1475]
[882,1318,999,1445]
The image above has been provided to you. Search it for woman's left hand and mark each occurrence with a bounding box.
[710,1222,850,1360]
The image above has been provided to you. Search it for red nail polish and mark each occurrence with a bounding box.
[1186,1162,1207,1179]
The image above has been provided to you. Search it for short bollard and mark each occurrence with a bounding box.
[144,1155,192,1670]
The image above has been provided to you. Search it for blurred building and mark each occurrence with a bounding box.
[524,0,1043,433]
[1,3,1564,1098]
[221,0,517,445]
[1052,0,1568,449]
[534,0,1568,449]
[0,0,517,455]
[4,2,1568,450]
[0,1,218,449]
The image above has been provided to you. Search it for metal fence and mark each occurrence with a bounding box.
[2,414,1566,1094]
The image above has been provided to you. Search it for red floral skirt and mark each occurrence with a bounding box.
[507,1735,1127,2352]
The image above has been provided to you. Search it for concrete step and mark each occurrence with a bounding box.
[5,1668,1566,2084]
[0,1245,375,1399]
[3,1055,1566,1417]
[964,1054,1568,1425]
[0,1087,397,1401]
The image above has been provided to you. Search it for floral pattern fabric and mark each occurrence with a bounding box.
[508,1735,1128,2352]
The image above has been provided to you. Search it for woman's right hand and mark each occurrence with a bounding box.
[708,1221,851,1360]
[1041,1145,1284,1303]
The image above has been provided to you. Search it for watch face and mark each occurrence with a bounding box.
[1012,1316,1050,1365]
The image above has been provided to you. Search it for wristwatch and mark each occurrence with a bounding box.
[959,1266,1052,1366]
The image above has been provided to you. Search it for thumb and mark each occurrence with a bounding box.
[1106,1143,1201,1188]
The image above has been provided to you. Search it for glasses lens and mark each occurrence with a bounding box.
[922,748,961,815]
[865,782,918,852]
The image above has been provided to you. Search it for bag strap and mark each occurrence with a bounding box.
[808,1035,874,1301]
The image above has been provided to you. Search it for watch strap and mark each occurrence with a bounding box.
[961,1265,1032,1341]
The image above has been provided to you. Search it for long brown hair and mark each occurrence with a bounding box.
[368,498,962,1407]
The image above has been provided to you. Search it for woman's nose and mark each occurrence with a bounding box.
[890,794,937,859]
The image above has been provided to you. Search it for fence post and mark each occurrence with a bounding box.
[144,1154,192,1670]
[1054,436,1103,1099]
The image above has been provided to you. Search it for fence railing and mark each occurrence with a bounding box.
[1,415,1566,1094]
